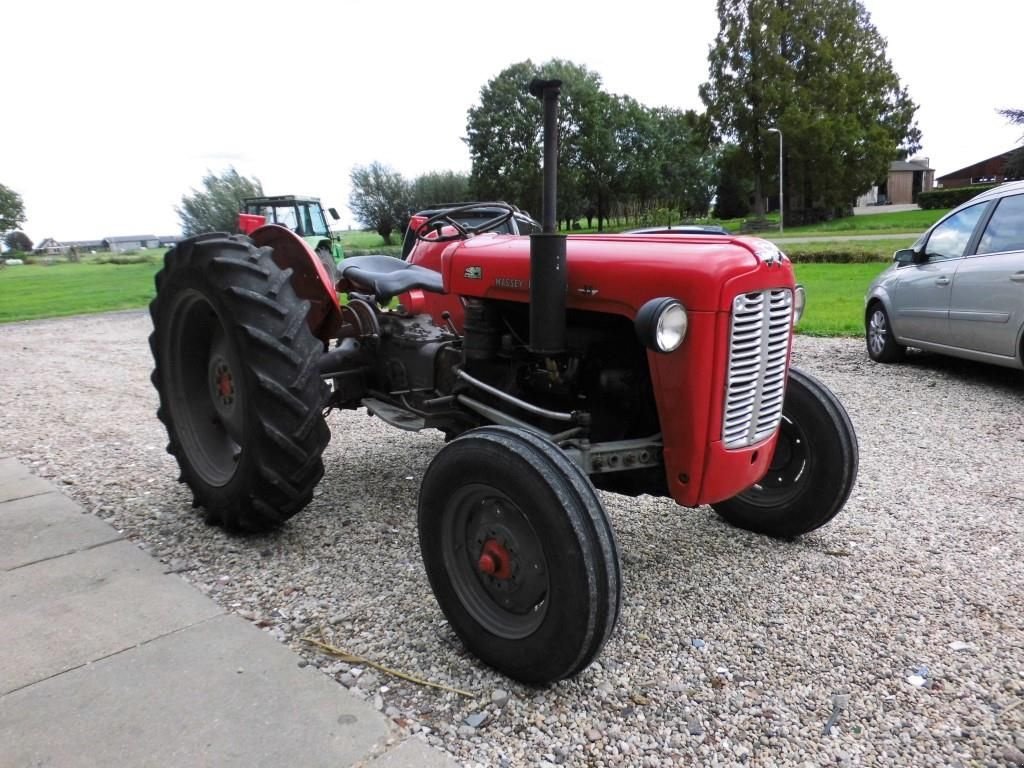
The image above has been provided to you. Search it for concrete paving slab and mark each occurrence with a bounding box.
[0,457,28,481]
[0,539,222,694]
[367,737,463,768]
[0,613,394,768]
[0,468,53,505]
[0,490,122,571]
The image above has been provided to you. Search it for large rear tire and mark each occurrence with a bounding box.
[149,234,330,532]
[711,367,858,538]
[418,426,621,685]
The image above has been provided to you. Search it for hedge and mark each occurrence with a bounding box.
[917,184,997,209]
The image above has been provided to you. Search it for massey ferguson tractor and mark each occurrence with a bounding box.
[149,80,858,685]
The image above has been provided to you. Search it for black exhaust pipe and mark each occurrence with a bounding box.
[528,77,566,355]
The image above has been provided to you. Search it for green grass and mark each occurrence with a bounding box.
[776,208,945,236]
[794,262,890,336]
[0,255,163,323]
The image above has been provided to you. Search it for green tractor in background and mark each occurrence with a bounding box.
[239,195,344,277]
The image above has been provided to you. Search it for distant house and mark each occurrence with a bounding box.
[158,235,183,248]
[102,235,161,252]
[857,158,935,206]
[34,238,67,255]
[936,151,1018,189]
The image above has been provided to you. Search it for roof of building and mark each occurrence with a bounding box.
[890,159,931,172]
[103,235,159,243]
[937,150,1017,182]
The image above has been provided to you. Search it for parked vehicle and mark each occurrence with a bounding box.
[148,79,858,684]
[866,180,1024,368]
[238,195,343,276]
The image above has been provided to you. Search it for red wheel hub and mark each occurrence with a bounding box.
[215,366,234,400]
[477,539,513,580]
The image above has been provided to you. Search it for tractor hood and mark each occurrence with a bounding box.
[442,233,793,315]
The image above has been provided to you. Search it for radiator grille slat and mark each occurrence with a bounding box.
[722,289,793,448]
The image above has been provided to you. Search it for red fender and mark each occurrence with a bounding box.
[250,225,342,343]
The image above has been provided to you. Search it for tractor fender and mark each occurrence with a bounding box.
[250,224,342,343]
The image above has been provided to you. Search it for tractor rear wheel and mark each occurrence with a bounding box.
[418,426,621,685]
[711,367,858,539]
[149,234,330,532]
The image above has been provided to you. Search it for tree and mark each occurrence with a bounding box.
[466,61,545,220]
[700,0,920,223]
[177,168,263,237]
[348,162,409,244]
[713,144,754,219]
[4,230,32,253]
[1000,108,1024,179]
[408,171,470,211]
[0,183,26,233]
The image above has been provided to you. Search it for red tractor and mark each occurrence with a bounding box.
[149,80,857,685]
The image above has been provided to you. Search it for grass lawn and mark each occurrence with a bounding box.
[780,236,914,262]
[775,207,944,236]
[0,255,163,323]
[794,262,890,336]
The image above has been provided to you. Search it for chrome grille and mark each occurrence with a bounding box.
[722,289,793,449]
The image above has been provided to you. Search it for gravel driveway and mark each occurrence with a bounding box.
[1,310,1022,767]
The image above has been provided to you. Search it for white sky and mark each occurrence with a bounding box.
[3,0,1022,242]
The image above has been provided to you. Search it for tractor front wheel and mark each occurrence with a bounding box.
[149,234,330,531]
[418,426,621,684]
[711,367,858,538]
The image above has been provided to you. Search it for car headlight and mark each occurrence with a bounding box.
[635,298,688,353]
[793,285,806,327]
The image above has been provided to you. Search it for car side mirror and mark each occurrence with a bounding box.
[894,248,918,266]
[328,207,340,221]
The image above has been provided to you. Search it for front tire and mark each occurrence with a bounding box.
[418,426,621,684]
[712,367,858,538]
[866,302,905,363]
[149,234,330,532]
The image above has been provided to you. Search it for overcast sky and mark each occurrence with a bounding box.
[4,0,1022,242]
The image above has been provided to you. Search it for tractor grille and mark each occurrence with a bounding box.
[722,289,793,449]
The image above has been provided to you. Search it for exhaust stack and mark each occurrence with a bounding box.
[528,77,566,355]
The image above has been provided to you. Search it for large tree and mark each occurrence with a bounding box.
[4,230,32,253]
[0,183,26,233]
[408,170,470,211]
[348,162,409,244]
[1000,108,1024,179]
[700,0,920,222]
[177,168,263,236]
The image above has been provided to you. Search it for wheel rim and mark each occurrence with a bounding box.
[868,308,888,356]
[164,290,245,487]
[441,484,549,640]
[735,414,808,508]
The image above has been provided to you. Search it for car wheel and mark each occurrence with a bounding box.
[866,303,905,363]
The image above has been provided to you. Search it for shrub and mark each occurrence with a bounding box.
[918,185,997,209]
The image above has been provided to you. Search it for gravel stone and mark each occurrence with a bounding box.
[3,314,1023,767]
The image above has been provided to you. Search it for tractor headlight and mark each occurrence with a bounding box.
[635,298,688,353]
[793,285,806,327]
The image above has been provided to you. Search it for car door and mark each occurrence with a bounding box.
[948,192,1024,357]
[889,201,989,344]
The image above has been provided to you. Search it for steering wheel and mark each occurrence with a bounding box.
[415,203,517,243]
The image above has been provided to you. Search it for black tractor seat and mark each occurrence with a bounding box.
[340,255,444,301]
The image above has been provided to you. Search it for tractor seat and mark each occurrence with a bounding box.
[340,255,444,301]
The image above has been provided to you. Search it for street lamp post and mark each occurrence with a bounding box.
[767,127,783,233]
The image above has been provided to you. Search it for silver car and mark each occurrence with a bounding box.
[865,180,1024,368]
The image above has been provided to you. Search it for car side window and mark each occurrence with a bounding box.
[924,202,986,261]
[976,194,1024,255]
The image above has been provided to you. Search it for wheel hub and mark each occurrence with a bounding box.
[477,538,513,579]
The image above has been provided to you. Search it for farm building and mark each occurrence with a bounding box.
[103,235,161,252]
[936,151,1019,188]
[857,158,935,206]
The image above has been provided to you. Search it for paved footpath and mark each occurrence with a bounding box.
[0,454,460,768]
